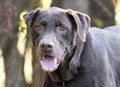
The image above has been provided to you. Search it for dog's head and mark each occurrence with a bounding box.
[24,7,90,81]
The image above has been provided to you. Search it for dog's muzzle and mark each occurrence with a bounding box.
[38,39,66,72]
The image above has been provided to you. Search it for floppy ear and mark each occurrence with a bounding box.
[66,9,90,42]
[23,7,42,27]
[66,10,90,73]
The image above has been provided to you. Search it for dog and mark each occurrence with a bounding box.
[24,7,120,87]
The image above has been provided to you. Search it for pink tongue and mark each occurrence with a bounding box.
[40,57,59,72]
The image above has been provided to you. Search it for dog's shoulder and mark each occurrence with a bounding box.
[86,26,120,53]
[103,25,120,32]
[88,26,120,40]
[86,26,120,58]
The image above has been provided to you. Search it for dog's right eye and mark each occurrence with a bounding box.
[40,21,47,26]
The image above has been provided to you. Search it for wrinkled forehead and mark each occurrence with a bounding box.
[34,8,71,26]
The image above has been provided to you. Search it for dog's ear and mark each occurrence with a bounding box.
[66,9,90,42]
[65,10,90,73]
[23,7,42,27]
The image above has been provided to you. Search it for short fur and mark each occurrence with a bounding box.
[24,7,120,87]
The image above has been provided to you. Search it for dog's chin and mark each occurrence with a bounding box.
[39,52,66,72]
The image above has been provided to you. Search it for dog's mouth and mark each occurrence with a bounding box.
[40,52,66,72]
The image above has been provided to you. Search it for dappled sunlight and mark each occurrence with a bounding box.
[17,11,28,55]
[0,49,5,87]
[41,0,52,8]
[18,11,33,84]
[24,48,33,84]
[115,1,120,25]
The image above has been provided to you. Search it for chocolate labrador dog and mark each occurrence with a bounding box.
[24,7,120,87]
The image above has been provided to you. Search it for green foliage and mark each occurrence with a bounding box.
[0,48,2,56]
[92,18,104,28]
[26,40,33,49]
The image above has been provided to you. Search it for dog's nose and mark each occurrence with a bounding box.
[41,43,53,49]
[40,39,54,51]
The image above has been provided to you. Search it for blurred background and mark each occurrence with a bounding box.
[0,0,119,87]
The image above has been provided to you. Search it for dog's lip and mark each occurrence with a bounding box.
[40,55,54,60]
[40,52,66,72]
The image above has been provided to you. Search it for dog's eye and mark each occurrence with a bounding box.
[40,21,47,26]
[34,21,47,32]
[34,25,44,32]
[56,26,67,32]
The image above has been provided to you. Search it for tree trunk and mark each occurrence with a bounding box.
[51,0,63,8]
[89,0,115,27]
[52,0,89,13]
[3,38,28,87]
[0,0,31,87]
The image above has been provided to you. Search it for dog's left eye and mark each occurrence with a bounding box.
[56,26,67,32]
